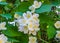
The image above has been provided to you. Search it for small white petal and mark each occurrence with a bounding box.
[54,21,60,29]
[56,31,60,39]
[29,6,35,13]
[33,1,42,8]
[0,22,6,30]
[29,36,37,43]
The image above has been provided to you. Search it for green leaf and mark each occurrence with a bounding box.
[35,4,52,13]
[0,14,12,19]
[51,0,60,6]
[18,34,29,43]
[47,23,56,40]
[39,14,53,24]
[2,29,20,37]
[15,12,23,16]
[2,24,22,37]
[16,1,33,12]
[39,14,56,39]
[0,2,8,5]
[8,38,19,42]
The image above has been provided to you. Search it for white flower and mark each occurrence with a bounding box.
[33,23,40,31]
[29,6,35,13]
[29,30,36,35]
[0,22,6,30]
[18,24,28,34]
[54,21,60,29]
[0,34,8,43]
[33,1,42,8]
[14,13,21,19]
[18,25,24,32]
[29,36,37,43]
[56,31,60,39]
[31,13,39,23]
[23,25,28,34]
[28,22,34,31]
[23,11,32,20]
[33,13,39,17]
[17,19,27,25]
[16,11,40,35]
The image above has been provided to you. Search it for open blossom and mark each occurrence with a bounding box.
[17,18,27,25]
[56,31,60,39]
[23,25,29,34]
[18,24,29,34]
[33,1,42,8]
[54,21,60,29]
[29,36,37,43]
[32,13,39,23]
[29,1,42,13]
[29,30,36,35]
[28,22,34,31]
[0,22,6,30]
[0,34,8,43]
[23,11,32,20]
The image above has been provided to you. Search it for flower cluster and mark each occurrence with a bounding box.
[14,0,42,43]
[15,11,40,35]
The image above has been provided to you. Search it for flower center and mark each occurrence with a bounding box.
[0,40,3,43]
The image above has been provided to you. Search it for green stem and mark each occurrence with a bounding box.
[40,38,49,43]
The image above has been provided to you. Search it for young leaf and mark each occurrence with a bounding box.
[0,14,12,19]
[0,2,8,5]
[15,12,23,16]
[35,4,52,13]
